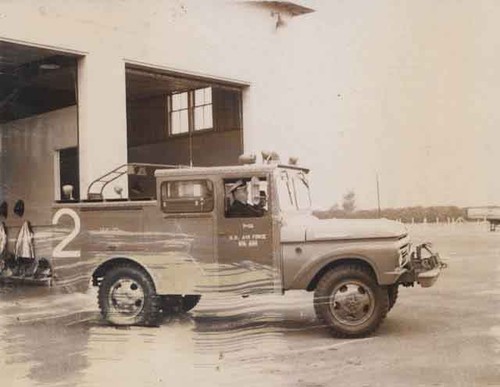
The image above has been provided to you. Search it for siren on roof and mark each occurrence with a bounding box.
[238,153,257,165]
[261,151,280,164]
[288,156,299,166]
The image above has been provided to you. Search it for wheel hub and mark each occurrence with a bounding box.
[108,278,145,317]
[329,281,375,326]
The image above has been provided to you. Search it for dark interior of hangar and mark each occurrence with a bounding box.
[0,41,245,207]
[126,66,244,167]
[125,66,244,199]
[0,41,80,218]
[0,41,78,123]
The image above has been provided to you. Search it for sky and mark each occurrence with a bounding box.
[270,0,500,210]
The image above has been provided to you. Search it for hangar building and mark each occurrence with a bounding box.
[0,1,315,224]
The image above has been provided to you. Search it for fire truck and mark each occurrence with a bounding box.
[0,155,444,337]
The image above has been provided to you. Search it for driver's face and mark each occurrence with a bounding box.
[234,186,248,203]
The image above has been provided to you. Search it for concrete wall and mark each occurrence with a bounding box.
[0,106,77,225]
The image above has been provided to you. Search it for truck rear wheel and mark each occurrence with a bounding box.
[98,265,160,326]
[313,265,389,338]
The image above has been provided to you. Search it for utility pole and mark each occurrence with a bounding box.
[376,173,381,218]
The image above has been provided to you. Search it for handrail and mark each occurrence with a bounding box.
[86,162,188,200]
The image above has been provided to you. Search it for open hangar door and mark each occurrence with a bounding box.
[0,40,81,224]
[125,65,245,199]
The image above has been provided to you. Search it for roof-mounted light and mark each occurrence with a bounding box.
[261,151,280,164]
[238,153,257,165]
[288,156,299,166]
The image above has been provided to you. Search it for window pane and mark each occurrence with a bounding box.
[171,112,180,134]
[205,87,212,104]
[172,92,188,111]
[171,110,188,134]
[204,105,213,129]
[224,177,268,218]
[294,175,311,210]
[194,105,213,131]
[195,87,212,106]
[167,180,213,198]
[194,106,204,131]
[277,171,295,211]
[180,92,188,109]
[171,94,180,111]
[161,180,214,213]
[180,110,189,133]
[195,89,205,106]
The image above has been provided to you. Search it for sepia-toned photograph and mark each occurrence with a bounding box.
[0,1,498,386]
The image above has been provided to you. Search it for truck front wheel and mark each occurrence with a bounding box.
[388,284,399,311]
[313,265,389,338]
[98,265,160,326]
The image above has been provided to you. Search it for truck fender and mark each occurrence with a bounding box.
[91,256,158,290]
[291,254,381,291]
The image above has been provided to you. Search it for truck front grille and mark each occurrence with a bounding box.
[399,235,411,266]
[400,244,410,259]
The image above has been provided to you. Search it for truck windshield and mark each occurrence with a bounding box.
[277,169,311,211]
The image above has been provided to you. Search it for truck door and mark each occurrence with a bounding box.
[217,174,278,294]
[149,178,216,294]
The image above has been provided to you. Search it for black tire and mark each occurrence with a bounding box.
[98,264,160,326]
[313,264,389,338]
[182,295,201,312]
[388,284,399,311]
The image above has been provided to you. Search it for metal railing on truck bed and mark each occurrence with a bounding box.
[86,163,187,201]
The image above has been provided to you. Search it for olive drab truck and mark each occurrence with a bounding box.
[0,157,445,337]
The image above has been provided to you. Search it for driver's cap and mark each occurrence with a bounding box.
[228,180,246,193]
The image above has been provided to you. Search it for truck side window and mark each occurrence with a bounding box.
[161,180,214,213]
[224,176,268,218]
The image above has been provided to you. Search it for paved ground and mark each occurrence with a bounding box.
[0,223,498,387]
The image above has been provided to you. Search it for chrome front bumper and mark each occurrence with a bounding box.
[398,243,447,288]
[417,267,441,288]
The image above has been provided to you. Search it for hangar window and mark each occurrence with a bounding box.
[168,87,213,136]
[169,92,189,135]
[194,87,213,131]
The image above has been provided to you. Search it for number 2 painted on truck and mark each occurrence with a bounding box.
[52,208,81,258]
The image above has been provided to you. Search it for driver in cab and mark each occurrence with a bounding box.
[227,180,266,218]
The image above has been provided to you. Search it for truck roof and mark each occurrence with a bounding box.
[154,164,309,178]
